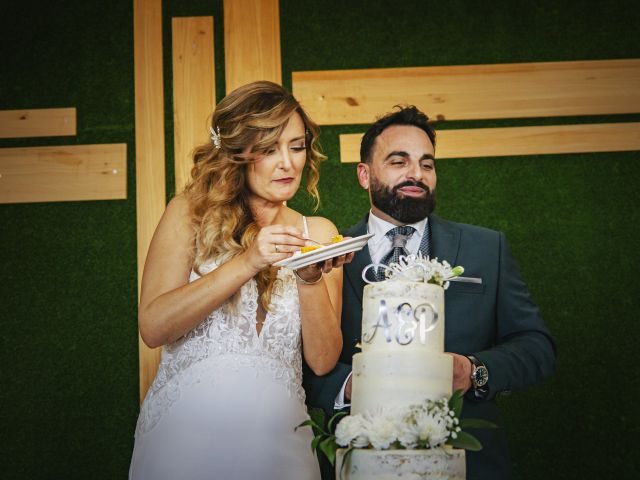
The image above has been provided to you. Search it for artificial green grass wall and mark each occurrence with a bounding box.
[1,0,638,478]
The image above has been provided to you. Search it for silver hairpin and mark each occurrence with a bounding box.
[209,126,221,149]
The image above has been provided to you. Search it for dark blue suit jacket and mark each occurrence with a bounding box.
[303,214,556,480]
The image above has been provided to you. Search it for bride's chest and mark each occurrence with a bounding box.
[181,264,302,352]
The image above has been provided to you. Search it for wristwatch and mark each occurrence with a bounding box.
[466,355,489,398]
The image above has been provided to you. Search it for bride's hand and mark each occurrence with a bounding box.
[294,242,355,283]
[245,224,306,271]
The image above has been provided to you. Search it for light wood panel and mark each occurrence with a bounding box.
[224,0,281,93]
[0,144,126,203]
[172,16,216,192]
[294,59,640,125]
[134,0,165,402]
[0,108,76,139]
[339,123,640,163]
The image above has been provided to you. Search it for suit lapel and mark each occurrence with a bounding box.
[343,215,371,306]
[429,214,461,266]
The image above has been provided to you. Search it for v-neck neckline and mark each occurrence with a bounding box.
[251,267,296,340]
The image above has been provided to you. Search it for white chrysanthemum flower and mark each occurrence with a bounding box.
[335,415,369,447]
[397,422,419,448]
[414,410,449,447]
[365,408,400,450]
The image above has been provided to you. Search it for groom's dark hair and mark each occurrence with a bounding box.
[360,105,436,163]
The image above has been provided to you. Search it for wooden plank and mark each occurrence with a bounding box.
[0,108,76,139]
[172,16,216,192]
[224,0,281,93]
[339,123,640,163]
[294,59,640,125]
[134,0,165,402]
[0,144,126,204]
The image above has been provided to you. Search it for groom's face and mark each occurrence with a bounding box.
[357,125,437,225]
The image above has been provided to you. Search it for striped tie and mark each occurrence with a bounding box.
[377,226,416,281]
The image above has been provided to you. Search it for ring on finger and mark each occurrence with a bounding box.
[275,244,280,253]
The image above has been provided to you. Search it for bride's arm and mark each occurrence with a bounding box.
[297,217,345,376]
[138,196,256,348]
[138,195,305,348]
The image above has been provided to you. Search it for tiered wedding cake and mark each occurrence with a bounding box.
[335,256,466,480]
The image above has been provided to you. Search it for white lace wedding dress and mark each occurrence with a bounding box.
[129,260,320,480]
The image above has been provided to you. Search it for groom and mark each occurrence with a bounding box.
[303,106,556,480]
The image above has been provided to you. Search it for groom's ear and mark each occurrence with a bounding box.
[357,163,370,190]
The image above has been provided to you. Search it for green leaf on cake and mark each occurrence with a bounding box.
[328,411,348,432]
[319,436,338,465]
[449,389,464,417]
[311,434,323,453]
[309,408,327,432]
[448,431,483,451]
[295,418,321,432]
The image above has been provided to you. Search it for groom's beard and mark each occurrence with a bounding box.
[370,178,436,224]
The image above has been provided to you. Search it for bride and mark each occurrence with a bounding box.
[129,81,349,479]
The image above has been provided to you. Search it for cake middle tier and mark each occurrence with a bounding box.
[350,350,453,416]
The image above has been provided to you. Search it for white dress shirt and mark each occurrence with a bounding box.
[334,211,430,408]
[366,211,428,264]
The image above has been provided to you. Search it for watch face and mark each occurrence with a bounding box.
[474,366,489,387]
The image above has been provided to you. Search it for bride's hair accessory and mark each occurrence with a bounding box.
[209,125,222,149]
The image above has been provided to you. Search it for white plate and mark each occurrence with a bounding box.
[273,233,374,270]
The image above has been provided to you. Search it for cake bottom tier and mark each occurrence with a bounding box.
[351,350,453,415]
[336,447,466,480]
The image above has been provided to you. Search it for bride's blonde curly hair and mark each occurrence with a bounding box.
[184,81,326,311]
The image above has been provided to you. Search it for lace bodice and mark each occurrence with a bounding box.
[135,261,305,435]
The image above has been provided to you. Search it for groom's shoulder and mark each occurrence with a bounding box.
[433,214,500,242]
[341,214,368,237]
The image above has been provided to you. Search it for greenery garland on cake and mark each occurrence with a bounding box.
[297,390,496,467]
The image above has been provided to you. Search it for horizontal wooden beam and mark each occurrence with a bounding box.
[0,144,127,204]
[224,0,281,93]
[172,16,215,192]
[339,122,640,163]
[294,59,640,125]
[0,108,76,139]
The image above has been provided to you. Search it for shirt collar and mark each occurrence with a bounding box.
[367,210,428,246]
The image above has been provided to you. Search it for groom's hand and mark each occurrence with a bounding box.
[448,352,472,394]
[345,376,353,402]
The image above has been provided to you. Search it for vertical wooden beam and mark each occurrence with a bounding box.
[224,0,281,93]
[171,16,216,192]
[134,0,165,403]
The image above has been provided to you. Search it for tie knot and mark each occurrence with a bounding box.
[386,225,415,248]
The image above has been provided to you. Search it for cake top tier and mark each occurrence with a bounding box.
[363,253,464,289]
[361,280,445,353]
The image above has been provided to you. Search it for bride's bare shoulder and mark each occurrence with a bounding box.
[301,214,339,241]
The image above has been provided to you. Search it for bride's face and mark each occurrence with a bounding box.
[246,112,307,204]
